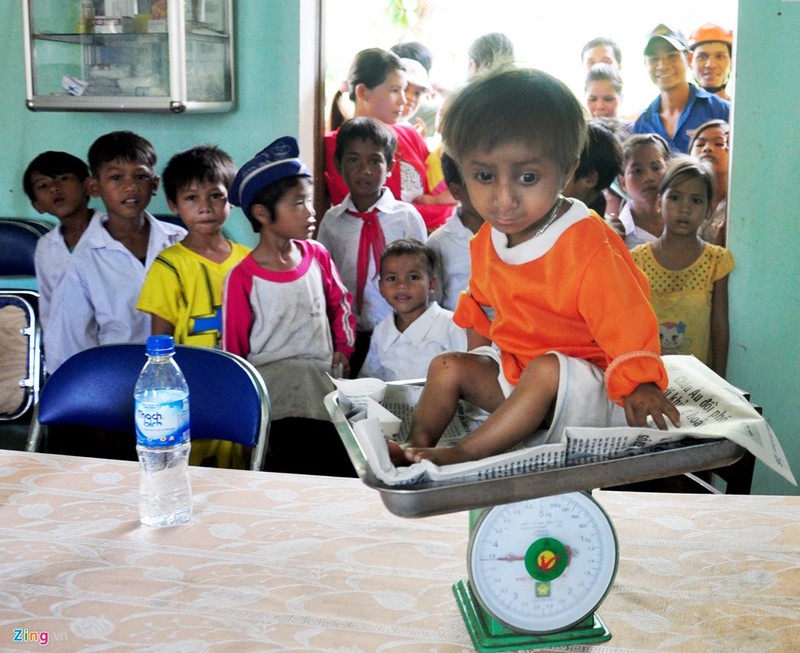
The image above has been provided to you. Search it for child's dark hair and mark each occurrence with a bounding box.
[581,37,622,66]
[468,32,515,71]
[162,145,237,204]
[584,62,623,95]
[389,41,433,73]
[442,67,586,176]
[329,48,405,131]
[380,238,438,278]
[622,133,671,166]
[688,119,730,152]
[87,130,157,177]
[658,154,716,206]
[334,117,397,169]
[22,151,89,202]
[440,151,463,189]
[574,120,624,192]
[244,176,308,232]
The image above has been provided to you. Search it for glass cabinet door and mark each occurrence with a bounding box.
[22,0,234,112]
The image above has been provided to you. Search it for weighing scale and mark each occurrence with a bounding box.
[324,389,747,652]
[454,492,617,651]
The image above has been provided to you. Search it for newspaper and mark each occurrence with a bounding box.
[336,356,796,487]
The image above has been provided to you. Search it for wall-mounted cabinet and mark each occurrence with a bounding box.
[22,0,234,112]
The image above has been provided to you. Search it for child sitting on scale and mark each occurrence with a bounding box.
[390,66,681,468]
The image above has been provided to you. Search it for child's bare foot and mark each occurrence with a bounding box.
[403,446,467,466]
[387,440,411,466]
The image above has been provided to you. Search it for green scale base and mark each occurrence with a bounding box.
[453,580,612,652]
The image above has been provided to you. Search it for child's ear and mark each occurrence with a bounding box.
[150,175,161,197]
[85,176,100,198]
[582,170,600,192]
[354,82,368,104]
[562,159,580,192]
[428,274,439,295]
[250,203,272,225]
[166,198,179,215]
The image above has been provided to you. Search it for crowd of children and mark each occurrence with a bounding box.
[23,21,735,475]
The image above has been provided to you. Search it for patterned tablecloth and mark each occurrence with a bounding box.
[0,451,797,652]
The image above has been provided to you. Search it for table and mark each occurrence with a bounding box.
[0,451,797,652]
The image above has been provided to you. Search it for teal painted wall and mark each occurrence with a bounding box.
[1,0,303,248]
[726,0,799,495]
[2,0,797,495]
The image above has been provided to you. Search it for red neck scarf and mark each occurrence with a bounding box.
[346,208,385,312]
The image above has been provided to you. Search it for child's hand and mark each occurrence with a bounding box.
[623,382,681,430]
[331,352,350,379]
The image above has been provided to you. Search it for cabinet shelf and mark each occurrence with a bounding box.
[23,0,234,113]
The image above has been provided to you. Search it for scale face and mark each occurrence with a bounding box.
[463,491,618,643]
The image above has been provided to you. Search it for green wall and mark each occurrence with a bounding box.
[1,0,797,495]
[725,0,799,495]
[1,0,303,248]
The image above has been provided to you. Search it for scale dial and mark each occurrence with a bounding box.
[467,492,617,634]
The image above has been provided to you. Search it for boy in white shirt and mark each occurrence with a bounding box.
[317,117,427,375]
[22,151,97,341]
[46,131,186,371]
[427,152,484,310]
[359,238,467,381]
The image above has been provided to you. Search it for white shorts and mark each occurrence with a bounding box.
[469,346,626,444]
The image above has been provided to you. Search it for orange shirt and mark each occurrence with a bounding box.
[453,205,667,402]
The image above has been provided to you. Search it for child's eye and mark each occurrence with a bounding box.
[211,193,226,201]
[473,171,493,183]
[519,172,537,184]
[409,273,421,281]
[383,274,396,282]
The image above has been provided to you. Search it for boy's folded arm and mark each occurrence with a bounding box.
[604,350,668,403]
[453,290,492,341]
[578,244,668,402]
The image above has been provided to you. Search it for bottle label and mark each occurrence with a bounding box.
[135,397,190,447]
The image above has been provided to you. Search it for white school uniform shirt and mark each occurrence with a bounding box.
[358,302,467,381]
[427,211,475,311]
[45,212,186,372]
[34,210,99,330]
[317,188,427,332]
[618,202,656,249]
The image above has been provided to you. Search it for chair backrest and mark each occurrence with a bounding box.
[0,220,45,277]
[28,343,270,471]
[0,290,42,420]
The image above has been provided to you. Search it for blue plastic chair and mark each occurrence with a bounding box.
[27,344,270,471]
[0,219,49,277]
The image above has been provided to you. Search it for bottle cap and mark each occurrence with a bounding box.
[146,335,175,355]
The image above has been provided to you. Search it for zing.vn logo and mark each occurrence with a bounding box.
[11,628,65,646]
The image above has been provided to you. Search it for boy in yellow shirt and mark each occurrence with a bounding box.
[138,144,250,467]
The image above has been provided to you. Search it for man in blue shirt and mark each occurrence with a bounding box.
[634,24,730,153]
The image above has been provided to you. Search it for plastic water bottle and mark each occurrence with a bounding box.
[134,335,192,527]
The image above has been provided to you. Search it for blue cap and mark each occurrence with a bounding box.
[146,335,175,355]
[229,136,311,216]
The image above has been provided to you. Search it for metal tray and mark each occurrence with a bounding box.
[325,392,746,519]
